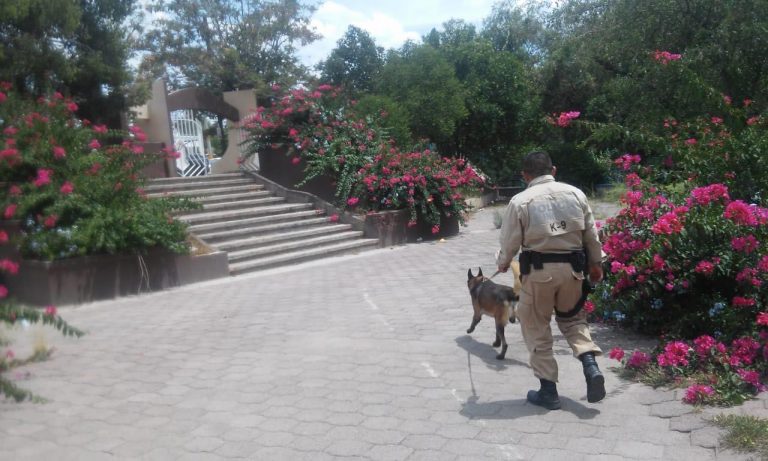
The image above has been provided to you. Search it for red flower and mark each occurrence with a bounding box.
[43,214,58,228]
[347,197,359,206]
[52,146,66,159]
[88,139,101,149]
[0,230,7,243]
[609,347,625,361]
[329,214,339,223]
[291,157,300,165]
[756,312,768,326]
[431,225,440,234]
[0,284,7,298]
[0,259,19,274]
[44,305,57,317]
[33,168,53,187]
[4,204,17,219]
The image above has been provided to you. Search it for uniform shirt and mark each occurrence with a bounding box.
[496,175,602,269]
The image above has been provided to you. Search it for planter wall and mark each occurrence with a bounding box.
[257,147,338,204]
[363,209,460,246]
[2,249,229,307]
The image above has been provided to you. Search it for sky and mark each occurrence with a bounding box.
[297,0,519,69]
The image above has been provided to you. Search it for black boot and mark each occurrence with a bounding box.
[580,352,606,403]
[526,379,561,410]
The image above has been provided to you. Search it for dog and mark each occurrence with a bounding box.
[466,264,520,360]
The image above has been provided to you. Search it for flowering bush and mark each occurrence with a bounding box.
[0,84,194,401]
[241,84,483,228]
[594,147,767,341]
[609,333,768,406]
[0,85,196,260]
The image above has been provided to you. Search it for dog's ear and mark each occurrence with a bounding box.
[467,268,474,280]
[478,267,483,277]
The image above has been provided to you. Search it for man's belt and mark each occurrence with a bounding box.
[519,250,586,274]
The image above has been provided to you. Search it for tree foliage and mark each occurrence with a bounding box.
[0,0,136,126]
[319,25,383,95]
[138,0,319,93]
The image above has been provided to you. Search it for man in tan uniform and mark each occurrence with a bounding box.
[496,151,605,410]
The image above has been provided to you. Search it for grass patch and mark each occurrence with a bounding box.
[713,414,768,460]
[591,182,626,204]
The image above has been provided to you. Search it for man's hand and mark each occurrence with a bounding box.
[588,263,603,284]
[498,264,509,273]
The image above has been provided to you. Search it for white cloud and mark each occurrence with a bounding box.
[298,1,423,69]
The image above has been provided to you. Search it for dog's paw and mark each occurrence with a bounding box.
[509,315,516,324]
[466,328,474,334]
[492,340,501,347]
[495,353,506,360]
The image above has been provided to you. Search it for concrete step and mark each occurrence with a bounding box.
[187,209,322,234]
[147,184,265,199]
[229,238,379,275]
[191,190,272,204]
[147,172,244,185]
[197,216,332,242]
[227,230,363,262]
[146,177,256,193]
[215,224,354,252]
[179,203,316,226]
[184,196,286,214]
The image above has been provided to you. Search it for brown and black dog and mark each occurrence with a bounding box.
[466,264,520,360]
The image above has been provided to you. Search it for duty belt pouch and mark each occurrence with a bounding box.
[570,249,586,273]
[519,252,532,275]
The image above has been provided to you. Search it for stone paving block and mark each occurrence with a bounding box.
[611,440,665,459]
[690,426,722,449]
[403,449,458,461]
[368,444,414,460]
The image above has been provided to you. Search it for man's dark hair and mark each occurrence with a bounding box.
[522,151,553,177]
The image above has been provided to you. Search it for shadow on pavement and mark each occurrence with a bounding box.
[460,395,600,420]
[455,335,530,370]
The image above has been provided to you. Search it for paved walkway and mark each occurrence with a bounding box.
[1,206,766,460]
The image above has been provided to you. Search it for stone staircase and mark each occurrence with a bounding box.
[146,173,378,275]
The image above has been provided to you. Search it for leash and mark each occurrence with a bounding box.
[487,269,502,280]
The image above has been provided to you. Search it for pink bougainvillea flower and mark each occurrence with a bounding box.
[44,305,57,317]
[723,95,732,105]
[711,116,724,125]
[626,351,651,369]
[346,197,359,206]
[52,146,66,159]
[93,124,108,134]
[59,181,74,195]
[291,157,300,165]
[0,284,7,298]
[66,101,78,112]
[756,312,768,326]
[732,296,756,308]
[9,185,21,196]
[724,200,758,226]
[683,384,714,404]
[583,300,595,313]
[431,225,440,234]
[694,260,715,276]
[556,111,580,127]
[609,347,625,361]
[4,203,17,219]
[0,92,6,103]
[652,50,682,64]
[407,220,417,228]
[88,139,101,149]
[0,259,19,274]
[685,138,697,146]
[329,214,339,223]
[731,235,759,254]
[43,214,58,228]
[688,184,729,206]
[33,168,53,187]
[747,116,760,126]
[657,341,690,367]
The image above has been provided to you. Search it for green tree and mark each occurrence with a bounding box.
[139,0,319,93]
[0,0,136,126]
[378,43,467,147]
[319,25,383,94]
